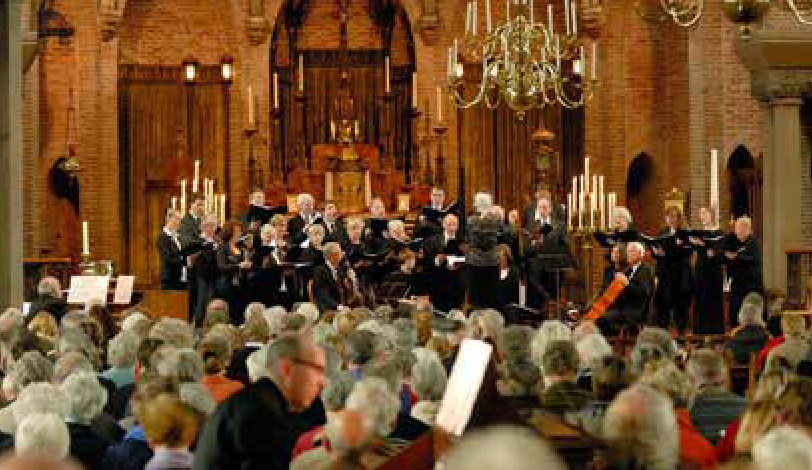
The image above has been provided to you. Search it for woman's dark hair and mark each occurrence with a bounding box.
[593,355,630,402]
[137,337,166,376]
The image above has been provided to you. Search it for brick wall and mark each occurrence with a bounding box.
[21,0,779,274]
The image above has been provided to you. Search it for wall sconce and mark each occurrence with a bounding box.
[221,55,234,83]
[182,57,199,83]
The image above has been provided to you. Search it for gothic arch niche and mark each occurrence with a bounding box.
[268,0,416,191]
[626,153,658,234]
[727,144,762,239]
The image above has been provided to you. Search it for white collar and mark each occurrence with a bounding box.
[163,227,177,237]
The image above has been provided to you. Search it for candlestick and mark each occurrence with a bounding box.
[436,86,443,122]
[486,0,492,32]
[507,0,510,22]
[192,160,200,193]
[298,54,304,92]
[578,188,584,230]
[171,197,177,211]
[591,174,597,230]
[82,221,89,256]
[248,86,255,127]
[273,73,279,109]
[384,56,391,94]
[548,4,554,31]
[466,2,471,33]
[212,194,218,224]
[330,121,336,141]
[355,120,360,138]
[412,72,418,107]
[584,157,590,195]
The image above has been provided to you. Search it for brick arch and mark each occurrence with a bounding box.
[626,152,659,235]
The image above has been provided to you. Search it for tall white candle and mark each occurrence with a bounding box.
[567,192,573,231]
[471,0,479,36]
[591,42,598,80]
[220,194,226,226]
[466,2,471,33]
[273,73,279,109]
[584,157,590,194]
[591,174,597,229]
[548,4,554,31]
[486,0,492,32]
[599,175,605,230]
[180,179,187,216]
[564,0,571,35]
[529,0,534,24]
[578,188,584,230]
[248,86,255,127]
[436,86,443,122]
[171,197,178,211]
[355,120,360,138]
[212,194,218,223]
[412,72,418,106]
[384,56,391,93]
[506,0,510,22]
[298,54,304,92]
[571,0,577,35]
[710,148,719,223]
[82,221,89,256]
[192,160,200,193]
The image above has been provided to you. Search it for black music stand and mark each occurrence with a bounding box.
[534,253,576,309]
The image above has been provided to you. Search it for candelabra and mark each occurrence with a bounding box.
[447,0,598,119]
[649,0,812,30]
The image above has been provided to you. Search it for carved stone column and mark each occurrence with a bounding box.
[737,30,812,291]
[99,0,126,41]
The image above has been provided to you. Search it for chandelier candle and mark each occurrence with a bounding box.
[592,42,597,80]
[385,56,390,94]
[571,0,577,35]
[298,55,304,92]
[529,0,534,24]
[564,0,571,35]
[473,0,478,35]
[248,86,255,127]
[273,73,279,109]
[180,179,186,216]
[82,221,89,256]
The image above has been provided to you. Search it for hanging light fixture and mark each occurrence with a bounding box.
[220,55,235,83]
[447,0,597,120]
[182,57,199,83]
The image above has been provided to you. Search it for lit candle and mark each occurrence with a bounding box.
[529,0,534,24]
[584,157,590,194]
[466,2,471,33]
[412,72,418,107]
[180,179,187,216]
[437,86,443,122]
[220,194,226,226]
[567,192,573,231]
[82,221,89,256]
[571,0,578,35]
[273,73,279,109]
[591,174,597,230]
[578,186,584,230]
[486,0,492,32]
[555,35,561,69]
[384,56,391,94]
[592,42,598,80]
[564,0,571,35]
[171,197,177,211]
[298,54,304,92]
[212,194,218,223]
[548,4,554,31]
[192,159,200,193]
[599,175,605,230]
[355,120,360,138]
[331,121,336,140]
[506,0,510,22]
[248,86,255,127]
[473,0,478,35]
[710,148,719,223]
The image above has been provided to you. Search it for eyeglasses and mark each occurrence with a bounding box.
[290,357,326,376]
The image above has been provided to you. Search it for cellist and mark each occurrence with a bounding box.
[593,241,655,336]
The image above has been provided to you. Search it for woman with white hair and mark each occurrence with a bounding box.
[101,330,139,388]
[345,378,401,441]
[530,320,572,373]
[156,348,204,383]
[60,372,111,470]
[295,303,320,326]
[149,318,194,350]
[410,349,447,425]
[466,192,501,309]
[594,206,638,248]
[15,412,70,460]
[263,306,288,339]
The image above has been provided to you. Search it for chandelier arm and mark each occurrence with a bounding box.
[786,0,812,25]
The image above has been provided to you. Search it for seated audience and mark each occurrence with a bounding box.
[27,277,68,325]
[764,312,809,372]
[60,372,111,470]
[441,425,566,470]
[14,412,70,461]
[141,393,200,470]
[496,325,540,397]
[198,334,243,403]
[537,340,593,421]
[629,327,678,375]
[100,330,139,388]
[752,426,812,470]
[725,292,770,365]
[410,348,447,425]
[687,349,746,445]
[570,355,630,436]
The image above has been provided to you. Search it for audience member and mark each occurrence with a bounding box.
[687,349,746,445]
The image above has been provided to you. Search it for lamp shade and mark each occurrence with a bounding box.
[221,55,234,83]
[182,57,199,83]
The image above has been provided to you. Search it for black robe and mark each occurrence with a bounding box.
[692,229,726,334]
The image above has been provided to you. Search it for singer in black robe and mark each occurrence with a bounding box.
[648,209,694,333]
[215,223,251,325]
[690,208,726,334]
[725,217,763,327]
[188,229,220,326]
[424,229,465,312]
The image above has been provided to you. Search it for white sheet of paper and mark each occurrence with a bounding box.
[22,302,31,318]
[446,255,466,267]
[67,276,111,305]
[435,339,493,436]
[113,276,135,304]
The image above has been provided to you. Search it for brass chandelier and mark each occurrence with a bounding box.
[446,0,598,119]
[657,0,812,28]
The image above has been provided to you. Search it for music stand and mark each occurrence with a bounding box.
[534,254,576,310]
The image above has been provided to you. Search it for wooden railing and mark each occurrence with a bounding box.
[786,247,812,308]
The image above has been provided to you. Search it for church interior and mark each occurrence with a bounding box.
[1,0,812,468]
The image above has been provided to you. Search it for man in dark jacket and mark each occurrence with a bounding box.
[597,241,654,336]
[193,333,327,470]
[26,276,68,325]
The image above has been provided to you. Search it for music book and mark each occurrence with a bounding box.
[246,204,288,225]
[113,275,135,304]
[368,218,390,238]
[67,275,111,305]
[436,339,493,436]
[446,255,466,267]
[594,229,640,248]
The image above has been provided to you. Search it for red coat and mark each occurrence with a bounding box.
[676,409,719,470]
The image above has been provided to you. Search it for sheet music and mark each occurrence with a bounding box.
[67,276,111,305]
[22,302,31,318]
[446,255,466,267]
[113,276,135,304]
[436,339,493,436]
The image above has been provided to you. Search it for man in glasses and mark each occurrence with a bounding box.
[194,333,327,470]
